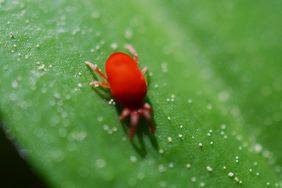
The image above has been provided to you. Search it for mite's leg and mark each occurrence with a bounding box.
[85,61,108,81]
[143,103,151,111]
[125,44,139,62]
[89,81,110,89]
[141,103,155,133]
[120,108,131,120]
[141,67,148,75]
[129,111,140,139]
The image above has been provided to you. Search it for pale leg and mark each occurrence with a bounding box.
[140,103,155,133]
[142,67,148,75]
[89,81,110,89]
[125,44,139,62]
[129,111,139,139]
[85,61,108,81]
[120,108,130,120]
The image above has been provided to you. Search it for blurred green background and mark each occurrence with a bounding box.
[0,0,281,187]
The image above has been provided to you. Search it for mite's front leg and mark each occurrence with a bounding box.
[85,61,108,81]
[125,44,139,63]
[89,81,110,89]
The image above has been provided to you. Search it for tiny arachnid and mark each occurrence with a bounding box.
[85,44,155,139]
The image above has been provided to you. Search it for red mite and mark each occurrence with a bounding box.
[85,44,155,139]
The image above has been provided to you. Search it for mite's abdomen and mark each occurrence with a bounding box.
[105,52,147,108]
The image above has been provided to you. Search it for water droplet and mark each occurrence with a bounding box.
[95,31,101,37]
[235,156,239,163]
[97,116,104,122]
[130,155,137,163]
[108,99,116,105]
[38,64,45,71]
[191,177,197,182]
[158,164,166,173]
[95,44,100,50]
[107,129,113,134]
[77,83,83,88]
[96,158,106,168]
[11,80,18,89]
[137,172,144,180]
[186,163,191,168]
[159,181,167,187]
[70,131,87,141]
[112,126,117,132]
[262,150,271,159]
[199,182,205,187]
[198,142,203,148]
[206,166,213,172]
[161,62,168,73]
[221,124,226,129]
[50,150,64,162]
[167,137,172,143]
[100,40,105,45]
[91,11,100,19]
[124,29,133,39]
[110,43,118,50]
[228,172,234,177]
[178,134,183,140]
[254,143,262,153]
[168,163,174,168]
[207,104,213,110]
[53,92,61,99]
[9,32,14,39]
[218,91,229,102]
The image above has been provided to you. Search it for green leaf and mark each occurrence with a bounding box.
[0,0,281,187]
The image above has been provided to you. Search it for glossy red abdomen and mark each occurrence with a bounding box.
[105,52,147,108]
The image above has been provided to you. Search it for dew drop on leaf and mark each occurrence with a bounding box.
[96,159,106,169]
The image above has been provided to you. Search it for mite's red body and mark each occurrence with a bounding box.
[85,45,154,139]
[106,52,147,108]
